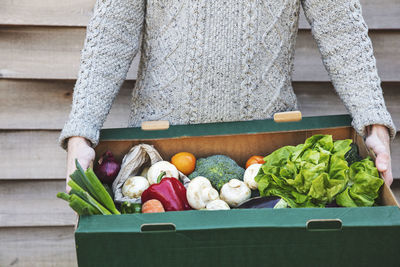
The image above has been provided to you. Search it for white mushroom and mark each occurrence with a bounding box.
[147,161,179,185]
[220,179,251,207]
[243,163,262,190]
[206,199,230,210]
[122,176,149,198]
[186,176,220,210]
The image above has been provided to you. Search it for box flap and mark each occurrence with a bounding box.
[99,115,352,141]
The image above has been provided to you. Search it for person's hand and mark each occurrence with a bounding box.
[66,136,95,192]
[365,125,392,186]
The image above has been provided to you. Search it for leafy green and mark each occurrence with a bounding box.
[336,158,384,207]
[255,134,382,208]
[345,143,363,166]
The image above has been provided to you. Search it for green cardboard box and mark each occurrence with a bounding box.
[75,115,400,267]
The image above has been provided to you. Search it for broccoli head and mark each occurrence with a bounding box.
[188,155,245,190]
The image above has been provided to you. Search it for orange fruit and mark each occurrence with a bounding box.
[245,156,265,169]
[171,152,196,175]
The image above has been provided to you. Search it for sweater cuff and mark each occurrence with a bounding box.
[59,121,100,150]
[351,108,397,141]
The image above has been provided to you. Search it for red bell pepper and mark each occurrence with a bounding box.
[141,172,191,211]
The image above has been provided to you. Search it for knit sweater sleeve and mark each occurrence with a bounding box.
[59,0,145,149]
[301,0,396,140]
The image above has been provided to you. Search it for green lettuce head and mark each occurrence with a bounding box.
[255,134,382,208]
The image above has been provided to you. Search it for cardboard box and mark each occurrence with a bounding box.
[75,115,400,267]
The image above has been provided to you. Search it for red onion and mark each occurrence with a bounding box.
[94,151,121,184]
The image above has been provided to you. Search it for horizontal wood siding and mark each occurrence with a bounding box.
[1,80,399,130]
[0,227,77,267]
[0,180,76,227]
[1,1,399,266]
[1,27,399,81]
[2,0,399,29]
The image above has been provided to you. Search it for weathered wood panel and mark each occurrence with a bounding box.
[298,0,400,30]
[294,82,400,129]
[293,30,400,82]
[0,26,137,80]
[0,130,65,179]
[1,79,398,130]
[0,180,76,227]
[0,226,77,267]
[1,26,399,81]
[1,0,399,29]
[1,130,400,180]
[0,0,94,27]
[0,79,133,129]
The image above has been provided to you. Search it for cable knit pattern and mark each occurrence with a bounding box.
[60,0,396,149]
[301,0,396,139]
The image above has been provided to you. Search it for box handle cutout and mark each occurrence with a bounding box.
[274,111,302,123]
[141,121,170,131]
[306,219,342,231]
[141,223,176,232]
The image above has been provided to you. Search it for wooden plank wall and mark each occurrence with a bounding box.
[1,1,399,266]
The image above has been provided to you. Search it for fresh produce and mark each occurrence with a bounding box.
[206,199,230,210]
[140,166,150,177]
[243,163,262,190]
[120,201,142,214]
[245,156,265,169]
[255,135,383,208]
[188,155,245,190]
[171,152,196,175]
[122,176,149,198]
[68,179,112,215]
[103,183,114,199]
[336,158,384,207]
[186,176,220,210]
[220,179,251,208]
[237,196,288,209]
[94,151,121,184]
[345,143,363,166]
[142,199,165,213]
[141,172,191,211]
[57,159,120,215]
[147,161,179,185]
[57,192,101,215]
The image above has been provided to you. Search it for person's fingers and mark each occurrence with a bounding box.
[375,150,390,172]
[381,166,393,186]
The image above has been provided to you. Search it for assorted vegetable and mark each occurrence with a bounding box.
[141,172,192,211]
[336,158,384,207]
[142,199,165,213]
[171,152,196,175]
[147,161,179,185]
[189,155,245,190]
[186,176,220,209]
[94,151,121,184]
[58,134,386,216]
[57,159,120,215]
[255,135,383,208]
[220,179,251,208]
[243,163,261,190]
[237,196,288,209]
[206,199,230,210]
[121,201,142,214]
[245,156,265,169]
[122,176,149,198]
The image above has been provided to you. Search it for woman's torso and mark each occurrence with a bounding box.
[129,0,300,126]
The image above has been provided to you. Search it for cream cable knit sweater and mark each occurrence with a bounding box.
[60,0,396,148]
